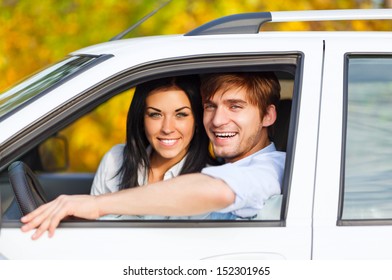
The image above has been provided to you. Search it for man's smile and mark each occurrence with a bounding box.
[214,132,238,139]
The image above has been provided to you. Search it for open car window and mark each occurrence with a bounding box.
[1,54,299,225]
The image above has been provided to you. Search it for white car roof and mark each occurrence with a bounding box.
[69,8,392,59]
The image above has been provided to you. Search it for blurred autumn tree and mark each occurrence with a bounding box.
[2,0,391,91]
[1,0,391,171]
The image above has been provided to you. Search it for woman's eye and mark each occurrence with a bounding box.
[148,112,161,118]
[176,112,189,118]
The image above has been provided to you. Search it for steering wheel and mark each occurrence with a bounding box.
[8,161,48,216]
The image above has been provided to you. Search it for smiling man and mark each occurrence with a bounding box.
[21,72,286,240]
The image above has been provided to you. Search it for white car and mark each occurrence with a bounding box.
[1,9,392,260]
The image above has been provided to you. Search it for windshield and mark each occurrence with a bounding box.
[0,55,101,119]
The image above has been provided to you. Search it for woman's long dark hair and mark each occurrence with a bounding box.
[117,75,215,190]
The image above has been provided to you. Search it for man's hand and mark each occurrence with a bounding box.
[20,195,100,240]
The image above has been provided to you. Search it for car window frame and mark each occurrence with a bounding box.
[338,52,392,226]
[1,52,303,229]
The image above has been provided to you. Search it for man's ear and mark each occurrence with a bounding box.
[262,105,277,127]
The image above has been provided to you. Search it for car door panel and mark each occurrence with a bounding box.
[313,37,392,259]
[0,38,324,259]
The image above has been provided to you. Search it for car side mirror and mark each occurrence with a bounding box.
[38,135,69,172]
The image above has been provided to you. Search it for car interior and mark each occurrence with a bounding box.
[1,68,295,222]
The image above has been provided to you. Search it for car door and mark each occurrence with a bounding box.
[313,35,392,259]
[0,34,323,260]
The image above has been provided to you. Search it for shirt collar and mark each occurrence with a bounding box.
[144,145,188,180]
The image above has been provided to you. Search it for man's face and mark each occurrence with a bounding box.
[203,87,271,163]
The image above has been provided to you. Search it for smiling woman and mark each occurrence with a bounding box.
[90,75,219,220]
[144,89,195,178]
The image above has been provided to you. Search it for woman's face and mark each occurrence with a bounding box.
[144,88,195,164]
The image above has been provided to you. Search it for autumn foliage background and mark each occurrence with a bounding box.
[1,0,391,171]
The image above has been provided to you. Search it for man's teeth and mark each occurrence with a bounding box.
[215,132,236,138]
